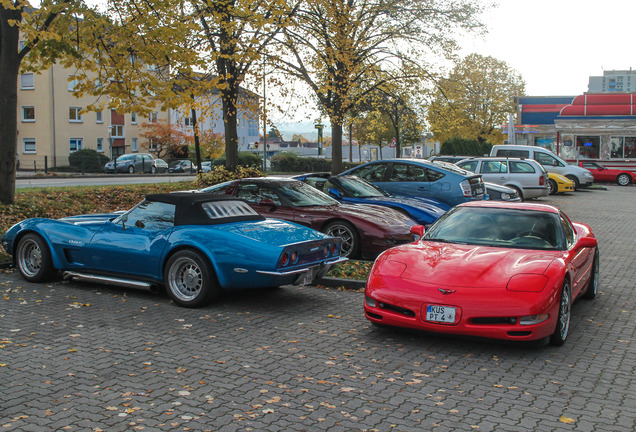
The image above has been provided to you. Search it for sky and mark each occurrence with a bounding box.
[461,0,635,96]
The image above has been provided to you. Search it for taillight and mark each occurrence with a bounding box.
[291,251,298,264]
[539,175,545,186]
[324,245,330,257]
[331,244,337,255]
[460,179,472,197]
[280,252,289,266]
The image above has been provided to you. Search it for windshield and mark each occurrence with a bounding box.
[277,181,338,207]
[424,207,563,250]
[336,176,388,198]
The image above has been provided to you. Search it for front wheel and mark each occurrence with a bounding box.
[582,248,599,299]
[616,173,631,186]
[164,250,221,308]
[548,179,558,195]
[550,279,571,346]
[128,165,135,174]
[16,233,56,282]
[324,221,360,259]
[566,175,580,190]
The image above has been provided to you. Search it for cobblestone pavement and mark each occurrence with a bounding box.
[1,185,635,432]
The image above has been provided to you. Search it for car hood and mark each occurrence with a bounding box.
[378,241,559,288]
[58,212,125,225]
[362,196,447,218]
[324,203,416,228]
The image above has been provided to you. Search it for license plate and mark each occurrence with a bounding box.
[426,305,456,323]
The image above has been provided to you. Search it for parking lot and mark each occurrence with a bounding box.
[1,185,635,432]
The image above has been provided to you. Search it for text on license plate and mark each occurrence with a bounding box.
[426,305,456,323]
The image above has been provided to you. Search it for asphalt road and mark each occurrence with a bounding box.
[15,173,197,189]
[1,185,635,431]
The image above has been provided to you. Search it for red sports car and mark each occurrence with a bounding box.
[364,201,599,346]
[578,161,635,186]
[201,178,416,260]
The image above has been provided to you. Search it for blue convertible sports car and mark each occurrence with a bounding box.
[0,193,345,308]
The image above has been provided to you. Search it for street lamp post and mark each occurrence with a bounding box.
[107,125,116,174]
[315,123,324,156]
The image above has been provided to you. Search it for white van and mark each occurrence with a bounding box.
[490,145,594,189]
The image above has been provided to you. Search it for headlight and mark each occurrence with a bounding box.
[506,274,548,292]
[501,193,511,200]
[365,296,377,308]
[519,314,549,325]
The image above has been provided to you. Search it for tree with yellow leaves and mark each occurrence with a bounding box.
[427,53,525,145]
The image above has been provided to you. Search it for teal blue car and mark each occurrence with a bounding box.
[1,193,344,308]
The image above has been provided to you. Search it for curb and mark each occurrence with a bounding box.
[316,276,366,291]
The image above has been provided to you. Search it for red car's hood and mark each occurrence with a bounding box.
[380,241,559,288]
[308,203,416,228]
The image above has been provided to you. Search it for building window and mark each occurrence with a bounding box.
[184,117,194,126]
[131,112,137,124]
[69,138,83,153]
[96,111,103,123]
[149,139,156,150]
[68,76,80,92]
[97,138,104,152]
[22,106,35,122]
[626,137,636,158]
[20,73,34,89]
[576,136,600,159]
[132,137,138,152]
[110,125,124,138]
[23,138,36,154]
[149,112,158,123]
[69,107,83,122]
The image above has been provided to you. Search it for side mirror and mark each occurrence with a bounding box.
[121,214,128,230]
[259,199,277,209]
[328,188,342,199]
[578,236,597,249]
[410,225,425,239]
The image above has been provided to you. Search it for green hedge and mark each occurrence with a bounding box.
[68,149,111,173]
[270,153,359,173]
[439,137,493,156]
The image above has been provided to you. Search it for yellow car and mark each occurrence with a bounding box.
[547,173,575,195]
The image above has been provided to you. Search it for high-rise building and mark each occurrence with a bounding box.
[588,69,636,93]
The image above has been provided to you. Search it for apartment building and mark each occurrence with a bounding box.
[588,69,636,93]
[16,64,260,170]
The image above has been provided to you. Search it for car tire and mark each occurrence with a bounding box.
[549,279,571,346]
[164,249,221,308]
[128,165,135,174]
[566,175,580,190]
[548,179,558,195]
[509,185,523,201]
[324,220,360,259]
[616,173,631,186]
[582,248,599,300]
[151,166,157,174]
[16,233,56,282]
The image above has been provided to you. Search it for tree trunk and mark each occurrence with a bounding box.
[0,7,21,204]
[221,85,239,171]
[330,121,343,174]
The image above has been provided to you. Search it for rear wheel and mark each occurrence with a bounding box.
[16,233,56,282]
[550,279,571,346]
[616,173,631,186]
[324,221,360,259]
[582,249,599,299]
[164,250,221,308]
[548,179,558,195]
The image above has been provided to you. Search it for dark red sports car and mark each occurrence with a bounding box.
[578,161,635,186]
[201,178,416,259]
[364,201,599,346]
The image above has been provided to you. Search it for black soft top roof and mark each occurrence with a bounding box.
[145,192,265,225]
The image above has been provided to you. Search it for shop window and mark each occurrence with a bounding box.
[609,137,624,158]
[625,137,636,158]
[576,136,600,159]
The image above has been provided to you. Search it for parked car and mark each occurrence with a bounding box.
[169,160,198,173]
[547,173,575,195]
[456,157,549,200]
[200,177,417,259]
[490,145,594,189]
[428,155,475,163]
[292,172,450,226]
[578,161,635,186]
[364,201,599,346]
[1,193,345,308]
[104,153,165,174]
[201,161,213,173]
[339,158,485,206]
[154,158,169,173]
